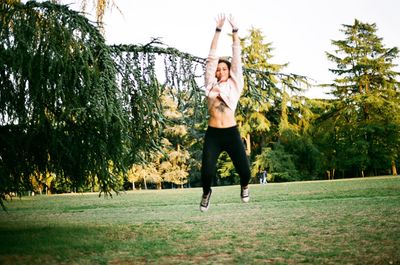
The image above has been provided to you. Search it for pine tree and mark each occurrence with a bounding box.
[238,28,315,181]
[0,1,127,205]
[238,28,284,155]
[325,19,400,177]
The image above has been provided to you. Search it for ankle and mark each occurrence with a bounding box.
[203,189,211,197]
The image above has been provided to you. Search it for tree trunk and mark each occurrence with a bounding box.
[391,160,398,176]
[132,181,135,190]
[143,178,147,189]
[245,133,251,156]
[91,175,95,192]
[238,121,251,155]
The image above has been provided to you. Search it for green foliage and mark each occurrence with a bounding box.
[239,28,283,144]
[322,19,400,177]
[240,28,319,181]
[126,89,195,189]
[280,129,322,179]
[0,1,127,204]
[216,152,239,185]
[326,19,399,98]
[254,144,299,182]
[0,2,209,203]
[110,41,207,164]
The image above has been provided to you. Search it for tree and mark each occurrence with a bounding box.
[238,28,284,155]
[254,144,298,182]
[127,162,161,190]
[80,0,119,32]
[236,28,313,182]
[324,19,400,177]
[306,98,338,179]
[126,89,193,189]
[0,1,128,208]
[158,90,191,188]
[41,0,120,33]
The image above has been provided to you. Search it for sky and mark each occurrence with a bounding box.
[64,0,400,98]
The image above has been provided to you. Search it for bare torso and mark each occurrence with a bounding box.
[208,96,236,128]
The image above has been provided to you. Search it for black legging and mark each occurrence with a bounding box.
[201,125,251,194]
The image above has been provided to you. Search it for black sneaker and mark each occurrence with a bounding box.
[200,189,212,212]
[241,186,249,203]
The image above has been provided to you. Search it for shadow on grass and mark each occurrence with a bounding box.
[0,225,115,264]
[0,223,181,264]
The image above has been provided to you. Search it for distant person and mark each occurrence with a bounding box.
[258,166,263,184]
[199,14,251,212]
[262,168,268,184]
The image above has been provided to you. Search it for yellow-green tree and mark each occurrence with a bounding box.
[159,140,190,189]
[127,162,161,190]
[126,89,192,189]
[158,89,191,188]
[239,28,314,182]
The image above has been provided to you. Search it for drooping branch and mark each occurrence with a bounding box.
[111,42,310,119]
[0,0,127,205]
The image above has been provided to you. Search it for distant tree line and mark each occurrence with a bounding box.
[1,1,399,207]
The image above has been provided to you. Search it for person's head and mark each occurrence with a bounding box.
[215,58,231,82]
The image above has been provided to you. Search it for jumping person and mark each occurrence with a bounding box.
[200,14,251,212]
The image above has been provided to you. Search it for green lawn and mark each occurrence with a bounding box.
[1,176,399,264]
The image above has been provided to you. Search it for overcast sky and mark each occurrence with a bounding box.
[62,0,400,98]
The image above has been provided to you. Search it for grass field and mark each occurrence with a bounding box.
[0,176,399,265]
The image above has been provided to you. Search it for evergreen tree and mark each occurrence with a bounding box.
[126,88,192,189]
[239,28,285,155]
[0,1,127,207]
[325,19,400,177]
[158,89,191,188]
[238,28,314,181]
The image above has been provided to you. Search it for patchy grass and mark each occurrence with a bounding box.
[1,176,399,264]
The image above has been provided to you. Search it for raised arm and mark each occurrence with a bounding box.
[227,14,239,44]
[204,14,226,93]
[227,14,244,92]
[209,13,226,52]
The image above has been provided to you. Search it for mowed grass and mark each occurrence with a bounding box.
[0,176,399,265]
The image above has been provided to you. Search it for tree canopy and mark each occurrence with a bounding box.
[320,19,400,178]
[0,1,127,208]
